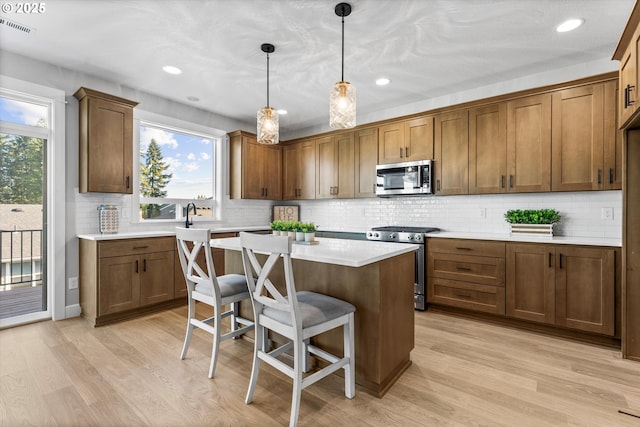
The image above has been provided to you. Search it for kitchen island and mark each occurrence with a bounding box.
[210,236,418,397]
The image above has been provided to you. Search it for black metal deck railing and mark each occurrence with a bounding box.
[0,229,43,287]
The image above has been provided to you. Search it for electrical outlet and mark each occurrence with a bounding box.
[601,207,613,220]
[479,208,486,218]
[121,208,129,219]
[68,276,78,290]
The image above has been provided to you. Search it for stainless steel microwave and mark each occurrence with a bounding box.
[376,159,433,196]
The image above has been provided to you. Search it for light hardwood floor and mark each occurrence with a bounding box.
[1,306,639,426]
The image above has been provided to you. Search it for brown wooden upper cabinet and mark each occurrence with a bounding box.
[469,103,507,194]
[316,132,355,199]
[378,116,434,164]
[354,128,378,198]
[74,87,138,193]
[506,94,552,193]
[229,131,282,200]
[551,82,621,191]
[617,23,640,127]
[434,110,469,195]
[283,139,316,200]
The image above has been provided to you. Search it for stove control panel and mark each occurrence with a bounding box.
[367,231,423,243]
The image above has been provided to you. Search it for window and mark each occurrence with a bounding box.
[135,112,224,223]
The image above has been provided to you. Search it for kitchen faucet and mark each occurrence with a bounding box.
[185,202,196,228]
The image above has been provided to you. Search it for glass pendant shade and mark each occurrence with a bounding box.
[257,106,279,145]
[330,80,356,129]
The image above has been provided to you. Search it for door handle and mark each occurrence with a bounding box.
[559,253,563,269]
[609,168,614,184]
[135,260,139,273]
[405,147,409,158]
[126,176,130,189]
[548,253,553,268]
[597,169,602,185]
[436,179,441,192]
[509,175,513,188]
[399,147,403,158]
[501,175,505,188]
[625,84,636,107]
[143,259,147,272]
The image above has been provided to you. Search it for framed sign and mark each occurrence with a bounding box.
[273,205,299,222]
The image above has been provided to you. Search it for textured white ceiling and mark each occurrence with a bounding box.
[0,0,634,135]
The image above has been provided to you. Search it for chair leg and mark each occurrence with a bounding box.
[289,339,304,427]
[302,338,310,373]
[344,313,355,399]
[246,324,263,404]
[231,301,239,339]
[208,309,222,379]
[180,298,196,360]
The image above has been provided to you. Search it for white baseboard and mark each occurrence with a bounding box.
[65,304,82,318]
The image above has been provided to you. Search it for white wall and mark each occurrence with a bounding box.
[0,49,623,315]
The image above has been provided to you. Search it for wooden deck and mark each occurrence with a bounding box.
[0,285,44,319]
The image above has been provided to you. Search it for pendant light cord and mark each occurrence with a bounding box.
[266,52,270,107]
[341,13,345,82]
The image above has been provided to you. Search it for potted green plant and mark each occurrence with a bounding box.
[504,209,561,236]
[301,222,316,242]
[270,220,284,236]
[293,221,305,241]
[282,221,296,239]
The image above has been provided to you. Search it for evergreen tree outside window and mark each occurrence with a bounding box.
[138,121,217,222]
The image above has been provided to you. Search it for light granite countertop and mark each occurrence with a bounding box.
[77,225,270,241]
[426,231,622,247]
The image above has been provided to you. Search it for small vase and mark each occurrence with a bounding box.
[272,230,280,236]
[288,231,296,239]
[296,231,304,241]
[304,232,315,242]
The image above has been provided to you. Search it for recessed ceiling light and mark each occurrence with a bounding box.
[162,65,182,75]
[277,109,288,115]
[556,18,584,33]
[376,77,390,86]
[187,96,199,102]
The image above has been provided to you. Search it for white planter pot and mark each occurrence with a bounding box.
[288,231,296,239]
[304,232,315,242]
[295,232,305,241]
[509,223,554,237]
[272,230,280,236]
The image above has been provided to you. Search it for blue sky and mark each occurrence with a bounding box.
[139,124,213,199]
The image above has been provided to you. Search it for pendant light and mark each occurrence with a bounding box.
[330,2,356,129]
[257,43,279,144]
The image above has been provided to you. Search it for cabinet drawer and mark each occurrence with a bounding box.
[427,238,505,257]
[99,237,175,258]
[428,277,505,315]
[428,252,505,286]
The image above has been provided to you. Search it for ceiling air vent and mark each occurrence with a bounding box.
[0,17,34,34]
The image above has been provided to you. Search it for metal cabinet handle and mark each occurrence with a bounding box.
[501,175,505,188]
[625,84,636,107]
[126,176,130,189]
[455,293,472,299]
[135,260,139,273]
[456,266,472,271]
[609,168,614,184]
[399,147,403,158]
[597,169,602,185]
[143,259,147,272]
[405,147,409,158]
[455,247,472,251]
[548,253,553,268]
[436,180,441,192]
[509,175,513,188]
[133,245,149,250]
[559,253,563,269]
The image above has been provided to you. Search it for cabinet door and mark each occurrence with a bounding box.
[282,143,300,200]
[86,97,134,193]
[555,246,615,335]
[469,103,507,194]
[603,80,623,190]
[336,132,355,198]
[99,255,140,315]
[140,251,174,306]
[434,110,469,195]
[506,243,555,324]
[551,84,604,191]
[405,116,434,161]
[316,136,337,198]
[378,122,404,164]
[299,140,316,199]
[619,27,640,127]
[354,128,378,197]
[507,94,551,193]
[263,144,282,200]
[242,136,266,199]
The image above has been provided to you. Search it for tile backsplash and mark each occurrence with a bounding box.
[74,190,622,240]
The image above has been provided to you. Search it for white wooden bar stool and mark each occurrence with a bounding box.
[239,231,355,427]
[176,227,254,378]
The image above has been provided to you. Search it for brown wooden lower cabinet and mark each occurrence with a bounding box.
[80,236,177,326]
[428,238,618,338]
[506,243,616,336]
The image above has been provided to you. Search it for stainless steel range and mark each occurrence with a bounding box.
[366,226,439,310]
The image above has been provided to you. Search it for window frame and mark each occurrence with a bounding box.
[133,110,226,225]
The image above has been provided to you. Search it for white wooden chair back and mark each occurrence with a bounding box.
[239,232,300,327]
[176,227,219,300]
